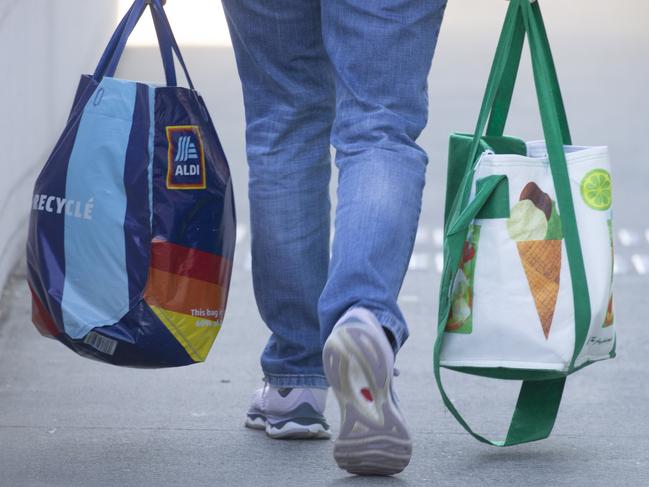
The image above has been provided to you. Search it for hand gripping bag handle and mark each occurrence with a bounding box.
[435,0,591,446]
[93,0,195,90]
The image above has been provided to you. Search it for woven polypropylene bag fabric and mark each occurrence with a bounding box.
[26,0,235,368]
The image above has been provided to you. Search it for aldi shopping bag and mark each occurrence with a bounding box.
[26,0,236,368]
[435,0,615,445]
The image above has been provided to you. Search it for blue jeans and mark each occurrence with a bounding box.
[222,0,447,389]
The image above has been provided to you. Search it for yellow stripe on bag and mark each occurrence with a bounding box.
[149,305,221,362]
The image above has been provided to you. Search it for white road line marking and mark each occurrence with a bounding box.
[613,254,628,275]
[433,228,444,247]
[399,295,420,303]
[435,252,444,273]
[618,229,640,247]
[415,226,430,245]
[408,253,430,271]
[235,224,248,244]
[631,255,649,275]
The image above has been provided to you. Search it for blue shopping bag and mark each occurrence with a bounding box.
[26,0,236,368]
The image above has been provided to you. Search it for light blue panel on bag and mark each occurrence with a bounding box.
[61,78,137,339]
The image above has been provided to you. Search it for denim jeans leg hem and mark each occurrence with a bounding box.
[370,309,409,354]
[264,373,329,389]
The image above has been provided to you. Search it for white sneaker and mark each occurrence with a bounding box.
[245,384,331,439]
[323,307,412,475]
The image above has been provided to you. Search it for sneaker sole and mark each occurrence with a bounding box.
[323,323,412,476]
[245,413,331,440]
[266,421,331,439]
[244,415,266,431]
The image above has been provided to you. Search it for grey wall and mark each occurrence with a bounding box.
[0,0,117,295]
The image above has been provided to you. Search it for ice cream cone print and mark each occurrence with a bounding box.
[516,240,562,338]
[507,182,564,339]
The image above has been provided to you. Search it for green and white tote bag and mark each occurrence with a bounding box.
[435,0,616,446]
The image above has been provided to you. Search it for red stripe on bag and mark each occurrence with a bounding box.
[150,241,231,285]
[29,286,60,338]
[144,267,227,318]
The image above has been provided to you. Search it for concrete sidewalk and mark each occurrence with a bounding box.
[0,260,647,486]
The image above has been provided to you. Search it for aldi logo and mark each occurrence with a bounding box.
[166,125,206,190]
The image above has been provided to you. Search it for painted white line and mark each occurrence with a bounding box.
[631,254,649,275]
[433,228,444,247]
[235,224,248,245]
[190,411,209,418]
[408,253,430,271]
[618,229,640,247]
[399,295,420,303]
[613,254,628,275]
[435,252,444,273]
[415,226,430,245]
[244,252,252,271]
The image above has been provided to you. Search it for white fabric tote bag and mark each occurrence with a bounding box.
[435,0,616,447]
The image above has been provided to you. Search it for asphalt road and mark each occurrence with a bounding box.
[1,1,648,486]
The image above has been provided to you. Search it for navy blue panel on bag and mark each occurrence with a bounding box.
[26,0,236,368]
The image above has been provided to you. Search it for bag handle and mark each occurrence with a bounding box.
[146,0,197,91]
[443,2,526,232]
[93,0,195,90]
[94,0,175,85]
[447,175,507,236]
[485,2,570,141]
[93,2,140,81]
[523,0,590,366]
[435,0,591,446]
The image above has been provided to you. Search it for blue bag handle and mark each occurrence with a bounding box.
[94,0,176,86]
[93,2,140,81]
[147,0,196,90]
[93,0,195,90]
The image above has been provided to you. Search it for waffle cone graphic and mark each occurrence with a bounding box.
[516,240,562,338]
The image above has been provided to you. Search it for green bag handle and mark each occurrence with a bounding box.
[485,3,570,141]
[447,175,507,236]
[435,0,591,446]
[524,0,591,367]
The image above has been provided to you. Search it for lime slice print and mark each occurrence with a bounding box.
[580,169,612,211]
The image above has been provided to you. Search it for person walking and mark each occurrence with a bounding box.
[221,0,448,475]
